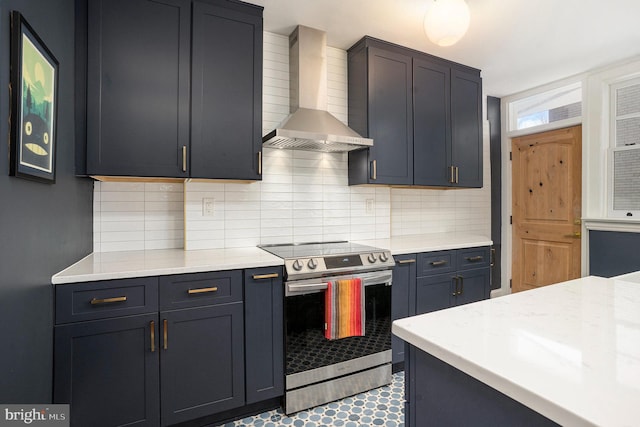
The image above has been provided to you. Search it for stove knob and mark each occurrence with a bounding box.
[292,259,304,271]
[307,258,318,269]
[367,253,377,263]
[379,252,389,262]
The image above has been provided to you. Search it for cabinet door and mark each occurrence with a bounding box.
[54,314,160,427]
[364,47,414,185]
[244,268,284,404]
[160,303,244,425]
[191,1,263,180]
[86,0,191,177]
[415,273,453,315]
[413,58,451,186]
[455,268,490,306]
[451,68,483,188]
[392,254,417,365]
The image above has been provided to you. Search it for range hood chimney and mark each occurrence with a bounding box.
[262,26,373,152]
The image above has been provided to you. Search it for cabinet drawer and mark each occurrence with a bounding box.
[417,251,456,276]
[55,277,159,324]
[457,247,490,270]
[159,270,242,310]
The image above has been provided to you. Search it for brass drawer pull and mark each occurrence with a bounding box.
[430,260,447,267]
[163,319,168,350]
[466,256,484,262]
[90,296,127,305]
[150,321,156,353]
[252,273,279,280]
[187,286,218,295]
[397,259,416,264]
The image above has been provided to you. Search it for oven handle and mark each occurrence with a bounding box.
[286,270,392,295]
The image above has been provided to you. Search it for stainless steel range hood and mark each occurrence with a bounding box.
[262,26,373,152]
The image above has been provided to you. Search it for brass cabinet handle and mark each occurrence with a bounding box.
[150,321,156,353]
[455,166,459,184]
[449,165,455,184]
[564,232,582,238]
[182,146,187,172]
[490,248,496,267]
[90,296,127,305]
[252,273,279,280]
[452,277,459,296]
[371,160,377,180]
[397,259,416,264]
[163,319,168,350]
[466,256,484,262]
[258,151,263,175]
[458,276,464,295]
[187,286,218,295]
[431,260,447,266]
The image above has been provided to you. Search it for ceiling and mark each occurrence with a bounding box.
[246,0,640,97]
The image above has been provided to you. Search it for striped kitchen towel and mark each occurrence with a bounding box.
[324,278,365,340]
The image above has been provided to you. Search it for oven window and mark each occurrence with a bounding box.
[285,283,391,376]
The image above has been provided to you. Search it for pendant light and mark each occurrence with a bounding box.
[424,0,470,47]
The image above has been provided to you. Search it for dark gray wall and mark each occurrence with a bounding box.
[0,0,93,402]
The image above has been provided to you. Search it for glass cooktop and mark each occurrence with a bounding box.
[259,241,383,259]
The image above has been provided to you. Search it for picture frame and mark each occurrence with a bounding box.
[9,11,59,183]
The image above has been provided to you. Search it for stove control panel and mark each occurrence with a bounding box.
[284,250,394,277]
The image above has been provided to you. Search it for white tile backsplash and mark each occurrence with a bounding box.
[92,31,491,252]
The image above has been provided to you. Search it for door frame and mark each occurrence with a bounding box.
[498,113,585,296]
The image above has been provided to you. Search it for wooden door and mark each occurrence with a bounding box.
[512,125,582,292]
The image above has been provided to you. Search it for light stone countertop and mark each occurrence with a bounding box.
[52,247,284,285]
[355,232,492,255]
[52,233,492,284]
[392,275,640,427]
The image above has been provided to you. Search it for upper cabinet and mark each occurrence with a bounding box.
[83,0,263,180]
[347,37,483,188]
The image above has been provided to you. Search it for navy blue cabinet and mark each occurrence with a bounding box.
[391,254,417,366]
[54,266,284,426]
[348,37,482,188]
[85,0,263,180]
[348,43,414,185]
[414,247,491,316]
[159,271,245,425]
[54,278,160,427]
[244,268,284,404]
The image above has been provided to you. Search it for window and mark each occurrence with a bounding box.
[508,82,582,131]
[609,78,640,218]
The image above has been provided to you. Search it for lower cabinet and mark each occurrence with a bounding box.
[160,304,245,425]
[54,267,283,427]
[392,246,491,365]
[391,254,417,366]
[244,268,284,404]
[54,314,160,427]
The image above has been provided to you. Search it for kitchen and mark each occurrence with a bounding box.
[1,0,640,426]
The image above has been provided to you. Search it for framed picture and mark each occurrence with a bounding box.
[9,11,59,183]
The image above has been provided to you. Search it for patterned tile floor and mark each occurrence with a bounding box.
[218,372,405,427]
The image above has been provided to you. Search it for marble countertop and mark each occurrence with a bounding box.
[52,233,491,284]
[52,247,284,285]
[392,275,640,427]
[356,233,492,255]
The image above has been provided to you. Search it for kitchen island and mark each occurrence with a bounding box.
[393,275,640,427]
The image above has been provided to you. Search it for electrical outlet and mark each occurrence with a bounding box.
[365,198,375,214]
[202,198,215,216]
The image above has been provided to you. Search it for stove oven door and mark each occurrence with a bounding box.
[284,269,392,391]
